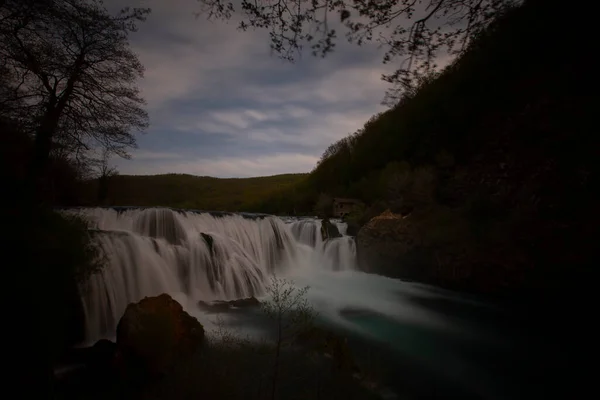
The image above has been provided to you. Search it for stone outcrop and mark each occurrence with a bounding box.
[356,207,529,294]
[356,210,419,278]
[321,218,342,241]
[197,296,260,313]
[200,232,214,252]
[115,293,204,380]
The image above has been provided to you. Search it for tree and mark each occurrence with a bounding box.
[314,192,333,218]
[90,148,118,204]
[0,0,150,183]
[261,276,315,400]
[196,0,520,103]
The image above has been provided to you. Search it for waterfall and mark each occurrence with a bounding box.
[290,219,323,247]
[68,208,357,342]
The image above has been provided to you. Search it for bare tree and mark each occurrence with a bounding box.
[89,148,118,204]
[196,0,521,103]
[261,276,315,400]
[0,0,150,181]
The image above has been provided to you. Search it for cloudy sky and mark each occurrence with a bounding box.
[109,0,396,178]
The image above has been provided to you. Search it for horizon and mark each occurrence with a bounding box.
[109,171,309,179]
[103,0,448,179]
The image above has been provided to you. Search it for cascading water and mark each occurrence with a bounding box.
[66,207,542,399]
[69,208,357,342]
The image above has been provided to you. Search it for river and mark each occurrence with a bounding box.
[67,207,583,399]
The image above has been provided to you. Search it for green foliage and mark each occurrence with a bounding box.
[79,173,308,213]
[122,277,377,400]
[46,211,106,285]
[8,207,106,368]
[313,193,333,218]
[257,0,593,293]
[0,118,89,207]
[261,276,316,339]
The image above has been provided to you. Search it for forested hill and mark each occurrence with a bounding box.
[253,0,594,293]
[309,0,590,206]
[81,173,308,212]
[258,0,593,217]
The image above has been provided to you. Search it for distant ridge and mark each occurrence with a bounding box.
[81,173,308,212]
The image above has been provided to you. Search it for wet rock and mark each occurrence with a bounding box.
[200,232,214,252]
[321,218,342,241]
[197,296,261,313]
[356,209,418,277]
[115,293,204,380]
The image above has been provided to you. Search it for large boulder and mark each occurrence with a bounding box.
[321,218,342,241]
[115,294,204,380]
[356,208,527,294]
[356,209,420,278]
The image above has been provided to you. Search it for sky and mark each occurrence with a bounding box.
[108,0,397,178]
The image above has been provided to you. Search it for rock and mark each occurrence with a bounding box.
[200,232,214,252]
[228,296,260,308]
[345,220,360,236]
[321,218,342,241]
[115,293,204,380]
[356,209,420,278]
[197,296,260,313]
[356,208,512,293]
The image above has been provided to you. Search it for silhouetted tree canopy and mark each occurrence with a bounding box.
[0,0,150,180]
[196,0,521,103]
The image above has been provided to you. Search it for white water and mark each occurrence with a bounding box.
[69,208,368,342]
[67,207,517,399]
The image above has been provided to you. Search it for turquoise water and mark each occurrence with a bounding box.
[218,271,581,400]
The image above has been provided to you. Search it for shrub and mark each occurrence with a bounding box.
[18,209,105,357]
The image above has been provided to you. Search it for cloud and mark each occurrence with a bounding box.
[117,153,318,178]
[102,0,453,178]
[131,150,185,161]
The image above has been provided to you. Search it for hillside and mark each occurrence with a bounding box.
[81,173,308,212]
[257,0,595,294]
[77,0,595,296]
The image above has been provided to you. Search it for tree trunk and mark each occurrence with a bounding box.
[32,122,54,176]
[271,315,282,400]
[27,111,59,202]
[28,57,83,201]
[97,176,109,204]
